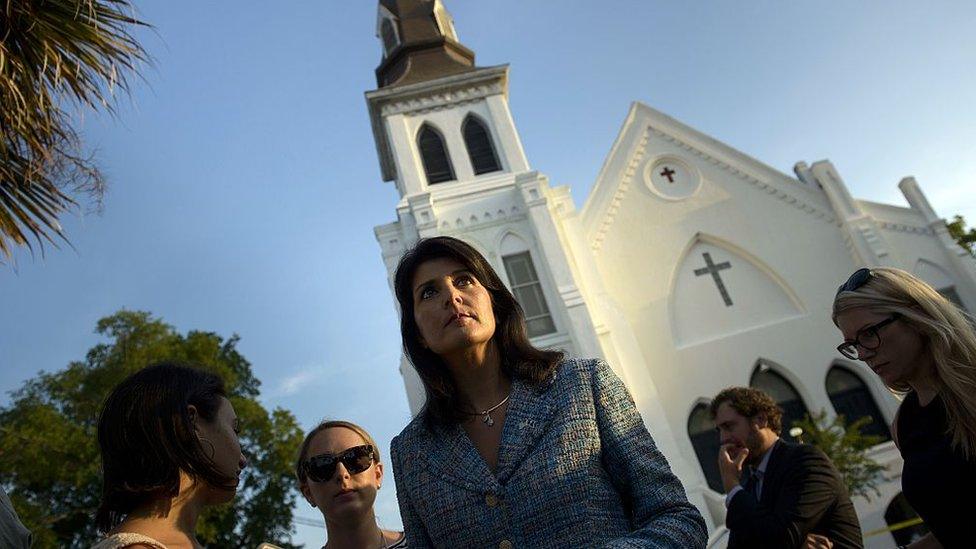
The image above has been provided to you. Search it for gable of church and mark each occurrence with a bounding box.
[671,234,805,348]
[581,102,838,252]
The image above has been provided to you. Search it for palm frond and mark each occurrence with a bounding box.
[0,0,150,261]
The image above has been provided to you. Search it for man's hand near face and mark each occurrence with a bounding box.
[718,443,750,493]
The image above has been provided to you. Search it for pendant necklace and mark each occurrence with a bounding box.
[469,392,510,427]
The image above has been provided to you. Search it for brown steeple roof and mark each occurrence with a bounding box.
[375,0,476,88]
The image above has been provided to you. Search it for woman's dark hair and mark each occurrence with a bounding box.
[393,236,564,426]
[95,361,234,532]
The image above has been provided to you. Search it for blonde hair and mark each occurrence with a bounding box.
[295,420,381,483]
[832,267,976,459]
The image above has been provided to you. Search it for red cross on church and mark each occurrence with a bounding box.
[660,166,676,183]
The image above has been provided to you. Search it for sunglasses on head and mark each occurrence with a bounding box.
[836,268,871,296]
[303,444,374,483]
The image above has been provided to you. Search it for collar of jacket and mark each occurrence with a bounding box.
[424,369,561,490]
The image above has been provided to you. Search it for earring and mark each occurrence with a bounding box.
[198,436,216,460]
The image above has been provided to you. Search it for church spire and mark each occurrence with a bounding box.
[375,0,476,88]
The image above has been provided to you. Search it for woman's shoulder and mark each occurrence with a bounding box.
[90,532,168,549]
[391,412,435,456]
[552,357,614,386]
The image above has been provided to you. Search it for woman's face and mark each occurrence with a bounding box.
[194,396,247,503]
[300,427,382,522]
[835,307,930,387]
[411,257,496,359]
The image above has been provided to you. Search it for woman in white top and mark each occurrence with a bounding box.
[296,420,406,549]
[90,362,247,549]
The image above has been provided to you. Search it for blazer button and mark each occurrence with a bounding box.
[485,493,499,507]
[498,540,513,549]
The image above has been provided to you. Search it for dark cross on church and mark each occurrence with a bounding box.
[659,166,676,183]
[694,252,734,306]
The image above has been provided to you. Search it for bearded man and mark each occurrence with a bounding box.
[711,387,863,549]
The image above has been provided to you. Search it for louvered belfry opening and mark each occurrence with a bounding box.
[418,125,455,184]
[380,18,398,55]
[463,115,501,175]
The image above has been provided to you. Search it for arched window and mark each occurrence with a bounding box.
[380,18,398,55]
[826,366,891,442]
[462,115,501,175]
[750,364,809,443]
[687,403,723,493]
[884,493,929,546]
[417,125,455,184]
[938,286,968,313]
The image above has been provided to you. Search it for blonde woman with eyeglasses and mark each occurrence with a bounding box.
[833,267,976,549]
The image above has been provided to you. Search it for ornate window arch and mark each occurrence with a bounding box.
[380,17,399,55]
[417,124,455,184]
[750,362,809,442]
[826,365,891,442]
[687,402,723,493]
[462,114,501,175]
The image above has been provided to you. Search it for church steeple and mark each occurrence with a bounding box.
[375,0,476,88]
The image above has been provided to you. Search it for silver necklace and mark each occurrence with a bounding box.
[465,393,510,427]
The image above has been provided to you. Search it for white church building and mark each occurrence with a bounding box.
[366,2,976,546]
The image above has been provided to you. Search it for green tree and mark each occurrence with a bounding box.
[947,214,976,255]
[0,310,305,548]
[0,0,150,261]
[791,410,886,501]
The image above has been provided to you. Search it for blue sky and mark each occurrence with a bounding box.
[2,2,974,546]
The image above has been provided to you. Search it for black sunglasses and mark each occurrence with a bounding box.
[303,444,375,483]
[836,267,871,296]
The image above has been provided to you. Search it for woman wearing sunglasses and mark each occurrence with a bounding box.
[296,420,406,549]
[834,267,976,549]
[388,236,706,548]
[91,362,247,549]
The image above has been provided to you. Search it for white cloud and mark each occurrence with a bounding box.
[276,369,320,396]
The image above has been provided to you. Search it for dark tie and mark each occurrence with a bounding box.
[742,469,762,499]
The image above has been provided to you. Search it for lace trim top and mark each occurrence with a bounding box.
[90,532,169,549]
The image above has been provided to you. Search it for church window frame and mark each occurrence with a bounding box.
[501,251,557,338]
[825,364,892,443]
[462,114,502,175]
[937,285,969,313]
[379,17,400,56]
[417,123,456,185]
[749,361,811,443]
[687,401,723,493]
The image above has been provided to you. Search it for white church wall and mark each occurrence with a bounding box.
[579,107,915,532]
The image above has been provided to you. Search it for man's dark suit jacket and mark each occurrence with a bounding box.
[726,440,863,549]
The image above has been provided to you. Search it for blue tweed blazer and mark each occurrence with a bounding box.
[390,358,707,548]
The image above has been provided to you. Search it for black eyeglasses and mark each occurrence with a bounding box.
[837,314,900,360]
[303,444,374,483]
[836,267,871,296]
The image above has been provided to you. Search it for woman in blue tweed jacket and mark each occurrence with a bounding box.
[390,236,706,548]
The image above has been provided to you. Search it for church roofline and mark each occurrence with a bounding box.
[365,64,509,182]
[581,101,835,249]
